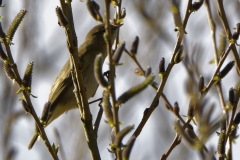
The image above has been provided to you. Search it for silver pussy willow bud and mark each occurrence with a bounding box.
[112,42,125,65]
[159,57,165,73]
[173,102,180,116]
[229,87,235,105]
[217,130,226,158]
[145,66,152,77]
[130,36,139,55]
[191,0,204,12]
[3,63,15,80]
[56,6,68,27]
[86,0,103,22]
[218,61,235,79]
[121,8,126,19]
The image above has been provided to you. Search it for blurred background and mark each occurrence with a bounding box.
[0,0,240,160]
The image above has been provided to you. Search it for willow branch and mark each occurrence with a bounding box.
[59,1,100,159]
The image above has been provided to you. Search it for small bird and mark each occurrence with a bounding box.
[28,24,120,149]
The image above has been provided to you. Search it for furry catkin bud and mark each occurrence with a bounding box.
[22,62,34,88]
[102,90,113,126]
[3,63,15,80]
[116,74,154,107]
[198,75,204,92]
[217,130,226,157]
[130,36,139,54]
[219,61,235,79]
[56,6,68,27]
[41,101,51,123]
[6,9,27,44]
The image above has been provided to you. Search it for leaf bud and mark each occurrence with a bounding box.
[229,87,235,105]
[145,66,152,77]
[130,36,139,55]
[173,102,180,116]
[21,99,31,113]
[3,62,15,80]
[191,0,204,12]
[55,6,68,27]
[112,42,125,65]
[22,62,34,89]
[159,57,165,78]
[86,0,103,22]
[174,45,184,64]
[218,61,235,79]
[121,8,126,19]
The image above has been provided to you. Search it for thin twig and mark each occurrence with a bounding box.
[163,119,191,159]
[104,0,121,159]
[216,0,240,75]
[225,93,240,145]
[200,44,233,101]
[124,48,186,124]
[53,128,66,160]
[59,1,100,159]
[1,35,59,159]
[93,100,103,135]
[128,0,192,140]
[204,0,228,133]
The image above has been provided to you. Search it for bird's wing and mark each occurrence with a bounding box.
[48,60,73,107]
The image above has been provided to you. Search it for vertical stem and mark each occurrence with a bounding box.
[104,0,121,159]
[59,1,101,159]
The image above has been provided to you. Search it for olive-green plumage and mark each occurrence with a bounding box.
[28,24,119,149]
